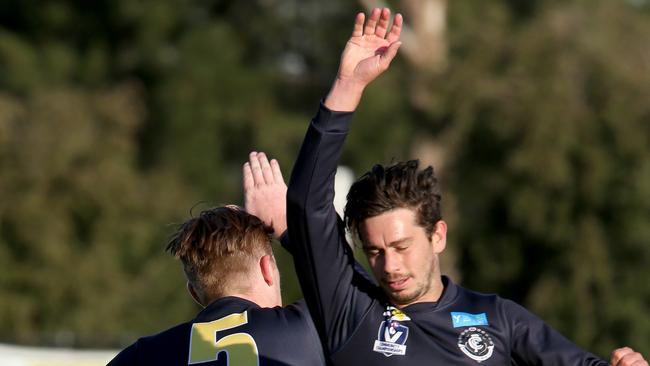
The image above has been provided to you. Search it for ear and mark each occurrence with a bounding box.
[431,220,447,254]
[186,282,205,308]
[259,254,276,287]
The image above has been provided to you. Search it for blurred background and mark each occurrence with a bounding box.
[1,0,649,361]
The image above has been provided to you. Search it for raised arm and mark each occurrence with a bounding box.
[287,8,402,354]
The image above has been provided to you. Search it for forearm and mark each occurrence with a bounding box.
[287,104,377,352]
[323,78,366,112]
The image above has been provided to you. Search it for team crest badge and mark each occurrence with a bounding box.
[373,307,411,357]
[457,327,494,362]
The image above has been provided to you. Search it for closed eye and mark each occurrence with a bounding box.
[391,240,412,252]
[363,247,381,256]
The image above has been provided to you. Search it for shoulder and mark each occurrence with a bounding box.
[451,280,503,309]
[248,301,323,347]
[250,300,315,330]
[140,322,192,345]
[283,299,311,317]
[454,284,549,339]
[456,284,534,315]
[108,341,138,365]
[240,303,326,365]
[108,322,192,365]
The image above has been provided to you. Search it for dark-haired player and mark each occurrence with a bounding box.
[285,7,648,366]
[109,202,324,365]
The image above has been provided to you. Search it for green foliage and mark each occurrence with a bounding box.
[0,0,344,348]
[441,0,650,355]
[0,0,648,357]
[0,82,196,346]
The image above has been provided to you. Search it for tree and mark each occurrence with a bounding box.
[441,1,650,355]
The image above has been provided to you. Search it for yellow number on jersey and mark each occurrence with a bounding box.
[188,311,259,365]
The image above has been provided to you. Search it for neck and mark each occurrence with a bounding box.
[200,271,280,308]
[221,292,260,305]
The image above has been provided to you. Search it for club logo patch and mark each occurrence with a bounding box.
[373,306,411,357]
[457,327,494,363]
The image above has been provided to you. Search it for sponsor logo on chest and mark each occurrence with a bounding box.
[372,307,411,357]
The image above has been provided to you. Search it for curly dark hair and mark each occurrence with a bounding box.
[344,160,442,240]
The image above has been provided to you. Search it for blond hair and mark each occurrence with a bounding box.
[167,206,274,301]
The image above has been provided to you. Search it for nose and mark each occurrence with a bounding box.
[382,250,401,275]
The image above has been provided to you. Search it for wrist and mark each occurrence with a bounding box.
[323,78,366,112]
[273,218,287,239]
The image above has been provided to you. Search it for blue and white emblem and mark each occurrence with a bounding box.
[373,307,411,357]
[457,327,494,363]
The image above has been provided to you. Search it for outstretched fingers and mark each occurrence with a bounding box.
[352,12,365,37]
[386,13,403,43]
[374,8,391,38]
[257,152,275,184]
[248,151,265,185]
[363,8,381,36]
[243,161,254,192]
[270,158,284,183]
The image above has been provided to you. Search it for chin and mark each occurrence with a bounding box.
[387,291,416,305]
[387,286,428,306]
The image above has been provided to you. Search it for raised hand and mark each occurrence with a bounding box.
[243,151,287,238]
[325,8,403,111]
[339,8,402,85]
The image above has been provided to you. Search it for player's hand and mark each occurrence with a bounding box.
[338,8,402,86]
[243,151,287,238]
[324,8,402,111]
[611,347,648,366]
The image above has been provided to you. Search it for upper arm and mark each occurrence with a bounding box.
[286,108,377,353]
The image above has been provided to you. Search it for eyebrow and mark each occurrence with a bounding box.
[388,238,412,247]
[362,237,412,249]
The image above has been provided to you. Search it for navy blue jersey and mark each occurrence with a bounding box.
[286,103,608,365]
[108,297,325,366]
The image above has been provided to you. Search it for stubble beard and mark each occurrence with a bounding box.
[387,275,433,306]
[385,254,438,307]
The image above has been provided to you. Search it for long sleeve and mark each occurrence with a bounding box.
[287,103,381,354]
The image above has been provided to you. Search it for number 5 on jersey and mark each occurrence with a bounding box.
[188,311,259,365]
